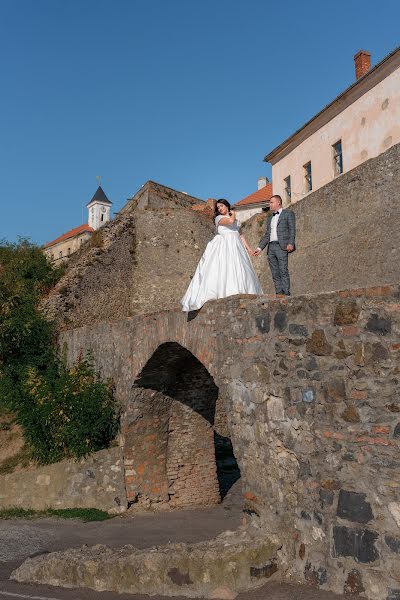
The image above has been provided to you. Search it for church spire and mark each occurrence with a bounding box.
[87,186,112,230]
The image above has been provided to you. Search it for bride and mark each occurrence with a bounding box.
[181,199,263,312]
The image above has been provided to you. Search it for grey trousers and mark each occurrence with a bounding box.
[268,242,290,295]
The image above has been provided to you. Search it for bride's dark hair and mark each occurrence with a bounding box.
[214,198,231,220]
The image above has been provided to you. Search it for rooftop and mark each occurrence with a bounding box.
[264,45,400,163]
[86,186,112,207]
[233,182,273,207]
[44,224,94,248]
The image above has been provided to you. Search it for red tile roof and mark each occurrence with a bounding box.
[44,224,94,248]
[233,182,273,207]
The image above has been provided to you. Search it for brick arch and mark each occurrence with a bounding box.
[122,341,239,508]
[128,312,221,389]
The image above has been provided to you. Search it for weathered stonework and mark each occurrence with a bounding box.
[11,530,280,598]
[242,142,400,296]
[56,284,400,599]
[0,447,126,514]
[42,144,400,333]
[41,183,214,330]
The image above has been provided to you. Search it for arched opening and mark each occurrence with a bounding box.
[123,342,240,509]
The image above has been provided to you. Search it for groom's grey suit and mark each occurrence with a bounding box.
[258,209,296,296]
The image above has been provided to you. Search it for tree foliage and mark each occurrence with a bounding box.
[0,239,119,464]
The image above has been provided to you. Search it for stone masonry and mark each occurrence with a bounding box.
[0,447,126,514]
[242,142,400,295]
[59,284,400,599]
[42,182,214,330]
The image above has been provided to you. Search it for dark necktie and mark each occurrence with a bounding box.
[273,212,279,216]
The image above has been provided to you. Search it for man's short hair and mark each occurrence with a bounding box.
[271,194,283,205]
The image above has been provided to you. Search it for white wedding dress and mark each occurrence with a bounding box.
[181,215,263,312]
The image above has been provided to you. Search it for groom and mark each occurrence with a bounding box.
[253,194,296,296]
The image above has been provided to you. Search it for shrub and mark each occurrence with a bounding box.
[19,352,119,464]
[89,230,104,248]
[0,239,119,464]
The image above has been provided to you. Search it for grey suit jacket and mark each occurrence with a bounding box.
[258,209,296,253]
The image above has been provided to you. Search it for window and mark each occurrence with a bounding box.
[333,140,343,175]
[304,162,312,193]
[101,213,104,222]
[59,250,63,258]
[67,247,71,255]
[284,176,291,202]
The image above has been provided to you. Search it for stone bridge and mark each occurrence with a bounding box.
[60,284,400,598]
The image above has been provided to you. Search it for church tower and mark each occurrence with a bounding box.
[87,186,112,230]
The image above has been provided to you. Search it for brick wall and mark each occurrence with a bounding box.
[122,343,222,508]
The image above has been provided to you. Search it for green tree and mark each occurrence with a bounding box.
[0,239,119,464]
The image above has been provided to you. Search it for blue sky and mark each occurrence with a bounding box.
[1,0,399,245]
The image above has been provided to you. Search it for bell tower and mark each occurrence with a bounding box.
[87,186,112,230]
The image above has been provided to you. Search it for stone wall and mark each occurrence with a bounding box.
[0,447,126,514]
[60,284,400,599]
[130,208,214,316]
[42,196,214,329]
[41,211,137,328]
[43,145,399,329]
[243,142,400,295]
[121,180,202,213]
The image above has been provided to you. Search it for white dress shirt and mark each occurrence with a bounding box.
[269,208,282,242]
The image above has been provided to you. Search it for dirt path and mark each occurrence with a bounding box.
[0,495,349,599]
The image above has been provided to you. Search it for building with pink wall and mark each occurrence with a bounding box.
[264,47,400,206]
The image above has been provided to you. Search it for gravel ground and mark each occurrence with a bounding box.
[0,487,348,600]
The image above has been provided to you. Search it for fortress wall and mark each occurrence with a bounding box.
[42,205,214,329]
[130,208,214,315]
[243,142,400,295]
[60,285,400,598]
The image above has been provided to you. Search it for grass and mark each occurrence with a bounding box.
[0,507,111,521]
[0,446,32,475]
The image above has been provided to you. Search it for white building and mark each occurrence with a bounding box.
[232,177,273,222]
[44,186,112,263]
[265,47,400,205]
[87,186,112,230]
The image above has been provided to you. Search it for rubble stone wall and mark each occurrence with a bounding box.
[61,284,400,599]
[0,447,126,514]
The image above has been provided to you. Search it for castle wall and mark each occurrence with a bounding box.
[60,285,400,599]
[42,206,214,329]
[43,144,399,331]
[130,208,214,316]
[243,142,400,296]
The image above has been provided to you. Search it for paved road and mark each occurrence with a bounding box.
[0,501,348,600]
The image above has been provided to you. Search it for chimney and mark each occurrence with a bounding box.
[258,176,269,190]
[354,50,371,80]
